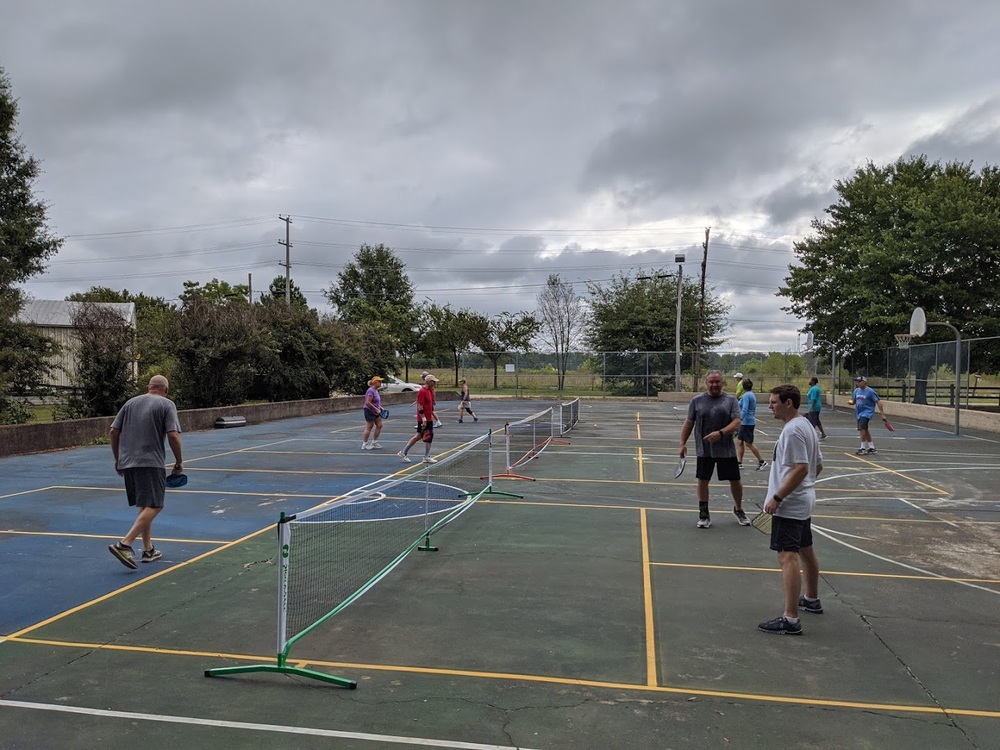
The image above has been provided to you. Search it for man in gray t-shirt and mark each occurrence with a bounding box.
[679,370,748,529]
[108,375,183,569]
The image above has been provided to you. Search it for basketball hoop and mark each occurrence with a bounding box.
[894,333,914,349]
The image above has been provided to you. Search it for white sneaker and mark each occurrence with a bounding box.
[370,442,382,449]
[756,460,769,471]
[422,456,437,463]
[697,515,712,529]
[398,451,411,463]
[433,420,443,428]
[362,442,372,450]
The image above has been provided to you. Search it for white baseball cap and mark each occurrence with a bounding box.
[734,372,744,379]
[423,374,439,383]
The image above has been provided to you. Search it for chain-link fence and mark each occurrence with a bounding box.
[407,339,1000,410]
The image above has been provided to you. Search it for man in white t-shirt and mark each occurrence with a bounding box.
[758,384,824,636]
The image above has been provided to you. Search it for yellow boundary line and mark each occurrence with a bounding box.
[4,635,998,719]
[639,508,656,686]
[652,561,1000,585]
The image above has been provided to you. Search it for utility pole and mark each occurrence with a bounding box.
[693,227,710,391]
[278,215,292,304]
[247,273,253,304]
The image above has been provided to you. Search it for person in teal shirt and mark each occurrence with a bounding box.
[806,377,828,440]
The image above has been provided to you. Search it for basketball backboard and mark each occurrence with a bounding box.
[910,307,927,337]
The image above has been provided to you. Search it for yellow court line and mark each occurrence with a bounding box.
[848,453,950,495]
[0,530,229,545]
[652,561,1000,585]
[5,636,999,720]
[42,486,338,499]
[639,508,657,686]
[5,524,274,640]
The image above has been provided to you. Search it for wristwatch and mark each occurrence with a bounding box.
[772,494,783,504]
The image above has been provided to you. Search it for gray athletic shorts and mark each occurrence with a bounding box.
[123,467,166,509]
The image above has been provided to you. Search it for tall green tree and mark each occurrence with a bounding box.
[424,304,486,386]
[586,269,729,393]
[180,278,250,307]
[587,269,728,352]
[469,311,540,389]
[67,287,177,382]
[324,243,415,364]
[252,299,332,401]
[0,68,63,422]
[57,302,137,419]
[536,274,587,391]
[169,298,267,408]
[782,156,1000,399]
[267,275,308,307]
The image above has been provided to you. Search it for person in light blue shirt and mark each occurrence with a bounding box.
[736,379,768,471]
[806,377,828,440]
[850,376,887,455]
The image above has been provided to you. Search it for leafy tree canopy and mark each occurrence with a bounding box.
[586,268,729,353]
[324,243,414,325]
[267,275,309,307]
[782,155,1000,369]
[180,278,250,307]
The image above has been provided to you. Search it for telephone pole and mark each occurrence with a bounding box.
[278,214,293,304]
[692,227,710,391]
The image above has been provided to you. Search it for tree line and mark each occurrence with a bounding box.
[4,64,1000,421]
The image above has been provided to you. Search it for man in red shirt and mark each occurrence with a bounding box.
[398,374,439,463]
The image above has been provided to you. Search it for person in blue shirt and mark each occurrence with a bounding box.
[850,376,887,455]
[736,379,768,471]
[806,377,828,440]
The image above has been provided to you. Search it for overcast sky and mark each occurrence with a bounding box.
[4,0,1000,353]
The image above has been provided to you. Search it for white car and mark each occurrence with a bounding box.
[381,375,423,393]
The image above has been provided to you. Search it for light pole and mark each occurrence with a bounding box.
[674,254,685,391]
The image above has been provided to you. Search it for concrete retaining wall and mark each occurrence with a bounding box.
[0,391,452,458]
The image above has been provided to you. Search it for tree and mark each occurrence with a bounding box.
[586,269,730,393]
[324,243,414,322]
[251,299,332,401]
[536,275,587,391]
[0,68,63,422]
[267,275,308,307]
[469,311,540,389]
[180,278,250,307]
[424,304,487,386]
[57,302,137,419]
[169,298,267,408]
[67,287,177,383]
[782,156,1000,401]
[324,243,415,365]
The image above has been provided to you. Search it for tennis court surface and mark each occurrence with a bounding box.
[2,398,999,749]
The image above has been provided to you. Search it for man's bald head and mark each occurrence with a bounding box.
[148,375,169,394]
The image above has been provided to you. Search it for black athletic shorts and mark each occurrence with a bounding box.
[770,516,813,553]
[737,424,756,444]
[695,456,741,482]
[416,422,434,443]
[123,466,166,509]
[856,416,871,430]
[806,411,822,427]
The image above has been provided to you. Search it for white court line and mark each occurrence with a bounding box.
[899,498,961,528]
[810,526,1000,597]
[0,700,543,750]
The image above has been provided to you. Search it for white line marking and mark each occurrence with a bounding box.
[810,526,1000,596]
[899,498,960,528]
[0,700,544,750]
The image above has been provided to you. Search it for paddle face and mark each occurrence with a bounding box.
[380,408,389,420]
[674,457,686,479]
[884,419,895,432]
[751,503,772,534]
[165,472,188,489]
